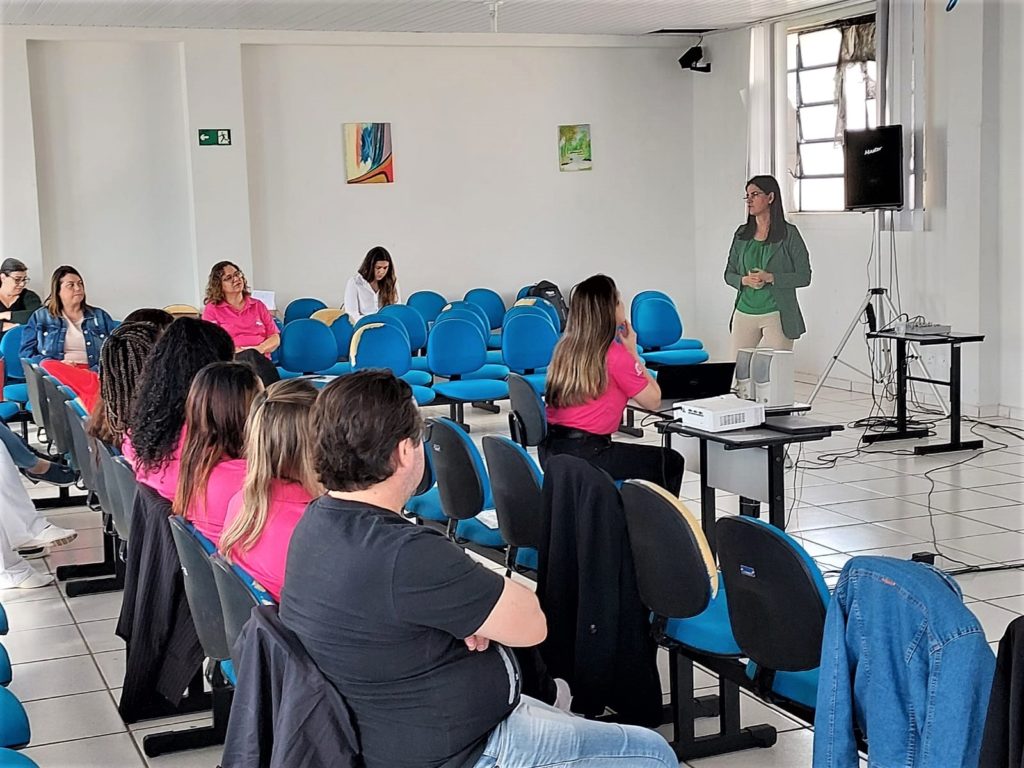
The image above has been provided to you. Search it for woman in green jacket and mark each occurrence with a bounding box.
[724,175,812,359]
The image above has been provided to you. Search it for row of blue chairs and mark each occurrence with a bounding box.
[0,603,41,766]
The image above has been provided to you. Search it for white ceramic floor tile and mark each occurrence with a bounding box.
[7,655,106,702]
[79,618,126,654]
[939,532,1024,564]
[799,523,923,553]
[977,482,1024,503]
[803,463,900,485]
[853,544,991,570]
[21,690,127,746]
[785,506,862,532]
[41,509,104,530]
[849,475,957,498]
[21,732,145,768]
[95,649,127,689]
[2,623,89,664]
[0,582,62,604]
[900,489,1019,514]
[955,568,1024,600]
[818,497,930,524]
[687,727,815,767]
[66,590,125,623]
[875,514,1005,542]
[44,545,109,570]
[925,466,1022,489]
[966,601,1020,642]
[2,597,73,630]
[788,483,886,507]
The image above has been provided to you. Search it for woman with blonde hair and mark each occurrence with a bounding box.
[219,378,320,600]
[543,274,684,494]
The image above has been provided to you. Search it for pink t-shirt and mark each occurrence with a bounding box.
[547,342,648,436]
[189,458,248,546]
[202,297,276,350]
[122,432,184,501]
[222,480,313,601]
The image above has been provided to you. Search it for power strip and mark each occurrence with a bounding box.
[894,320,952,336]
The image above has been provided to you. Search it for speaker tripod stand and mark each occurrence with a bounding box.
[808,286,949,422]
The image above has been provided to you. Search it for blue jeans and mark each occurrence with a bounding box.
[0,423,36,470]
[473,696,677,768]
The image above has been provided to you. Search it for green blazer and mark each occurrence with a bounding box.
[725,222,812,340]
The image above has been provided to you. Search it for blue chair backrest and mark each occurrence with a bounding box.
[435,307,488,343]
[330,315,355,361]
[0,602,7,634]
[280,318,338,374]
[350,322,412,376]
[516,285,533,300]
[407,291,448,323]
[427,318,486,377]
[378,304,428,351]
[502,313,558,372]
[632,297,683,349]
[427,416,491,521]
[515,297,561,332]
[502,304,553,328]
[284,297,327,325]
[0,687,30,749]
[630,290,675,316]
[0,331,23,382]
[716,515,830,673]
[463,288,506,330]
[354,313,411,349]
[443,301,490,335]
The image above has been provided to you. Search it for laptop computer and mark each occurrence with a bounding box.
[655,361,736,401]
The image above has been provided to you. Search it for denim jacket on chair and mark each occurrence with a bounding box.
[19,306,115,371]
[814,556,996,768]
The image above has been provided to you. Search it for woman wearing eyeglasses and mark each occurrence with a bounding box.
[201,261,281,384]
[0,258,42,338]
[20,265,116,370]
[724,174,812,358]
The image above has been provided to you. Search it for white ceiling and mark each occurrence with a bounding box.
[0,0,845,35]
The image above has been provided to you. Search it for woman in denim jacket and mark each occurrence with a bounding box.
[20,265,115,372]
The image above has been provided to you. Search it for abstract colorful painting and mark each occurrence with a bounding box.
[558,124,592,172]
[343,122,394,184]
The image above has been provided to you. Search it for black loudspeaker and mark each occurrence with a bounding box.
[844,125,904,211]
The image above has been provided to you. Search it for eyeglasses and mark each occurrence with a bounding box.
[221,271,245,283]
[2,275,29,285]
[743,191,766,202]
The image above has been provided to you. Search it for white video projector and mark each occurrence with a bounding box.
[674,395,765,433]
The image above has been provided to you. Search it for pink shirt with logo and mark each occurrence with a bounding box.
[546,342,648,436]
[122,432,184,501]
[222,480,314,601]
[189,458,248,546]
[202,297,276,350]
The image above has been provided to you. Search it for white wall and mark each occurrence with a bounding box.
[25,40,196,312]
[242,42,694,310]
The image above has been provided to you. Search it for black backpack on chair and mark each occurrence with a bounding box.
[527,280,569,328]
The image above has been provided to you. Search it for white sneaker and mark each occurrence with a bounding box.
[19,524,77,549]
[14,570,55,589]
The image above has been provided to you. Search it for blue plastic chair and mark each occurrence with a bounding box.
[630,290,674,315]
[0,603,7,634]
[379,304,428,353]
[283,297,327,326]
[716,515,830,711]
[631,295,704,353]
[278,318,338,375]
[516,285,534,300]
[350,323,435,405]
[0,644,10,687]
[622,479,778,759]
[353,314,431,387]
[0,333,29,431]
[317,315,355,377]
[482,435,543,574]
[501,313,557,395]
[433,310,509,379]
[0,748,39,767]
[427,319,508,430]
[514,297,561,333]
[0,688,29,749]
[632,299,709,365]
[407,291,448,324]
[464,288,506,330]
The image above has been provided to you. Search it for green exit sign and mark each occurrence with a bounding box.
[198,129,231,146]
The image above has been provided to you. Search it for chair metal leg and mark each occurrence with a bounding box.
[449,403,470,432]
[142,680,231,757]
[32,486,89,509]
[62,545,125,597]
[471,400,500,414]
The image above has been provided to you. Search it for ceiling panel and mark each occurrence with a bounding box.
[0,0,844,35]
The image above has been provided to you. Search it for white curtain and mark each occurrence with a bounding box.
[746,24,774,178]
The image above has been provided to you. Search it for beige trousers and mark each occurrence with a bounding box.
[730,310,794,360]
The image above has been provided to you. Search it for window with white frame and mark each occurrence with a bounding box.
[786,15,878,211]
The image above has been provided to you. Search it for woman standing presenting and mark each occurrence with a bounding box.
[725,175,812,358]
[343,246,399,322]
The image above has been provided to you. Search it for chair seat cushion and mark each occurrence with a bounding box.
[640,349,710,366]
[485,349,504,365]
[664,338,704,351]
[276,368,305,380]
[0,403,19,423]
[0,748,39,768]
[0,688,29,749]
[460,364,509,381]
[322,362,352,377]
[2,385,28,405]
[401,370,433,387]
[432,379,509,402]
[745,662,819,709]
[515,547,539,571]
[405,486,446,523]
[520,372,546,395]
[662,575,741,656]
[221,659,236,687]
[410,385,436,406]
[454,513,505,549]
[0,645,10,687]
[410,357,431,371]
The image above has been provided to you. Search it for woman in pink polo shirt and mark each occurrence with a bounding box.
[173,362,262,545]
[219,378,320,601]
[202,261,280,384]
[542,274,685,495]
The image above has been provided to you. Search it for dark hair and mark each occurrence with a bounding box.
[174,362,262,519]
[45,265,90,316]
[123,307,174,331]
[0,258,28,275]
[89,322,163,446]
[357,246,398,309]
[204,261,249,306]
[738,174,788,244]
[312,370,421,492]
[129,318,235,473]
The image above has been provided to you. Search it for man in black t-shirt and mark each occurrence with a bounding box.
[281,370,677,768]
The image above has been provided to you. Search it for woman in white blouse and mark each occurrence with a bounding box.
[343,246,400,322]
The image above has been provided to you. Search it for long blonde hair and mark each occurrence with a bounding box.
[219,378,320,558]
[545,274,619,408]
